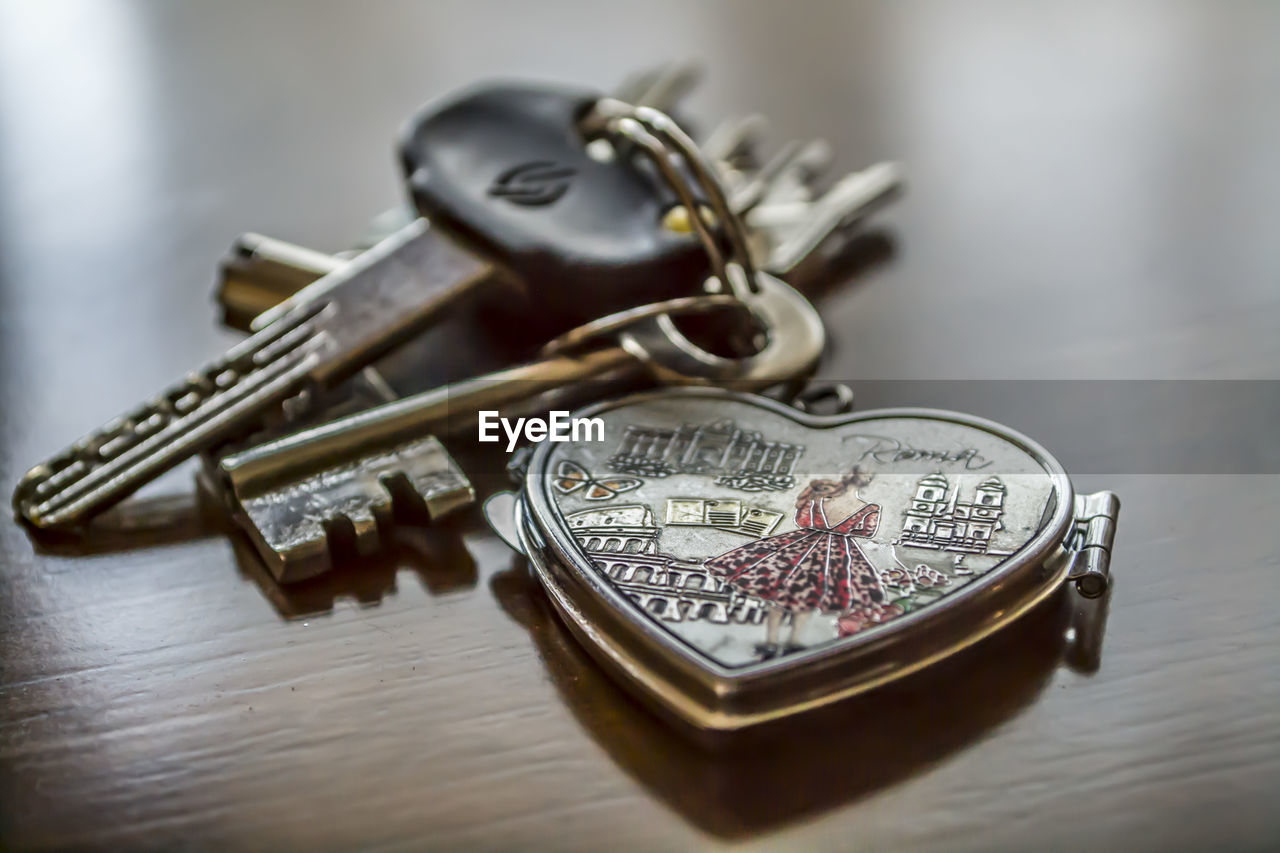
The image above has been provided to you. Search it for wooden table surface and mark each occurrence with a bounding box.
[1,1,1277,849]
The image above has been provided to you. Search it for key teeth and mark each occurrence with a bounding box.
[345,504,383,557]
[268,505,385,584]
[379,470,429,519]
[15,309,325,530]
[615,62,704,112]
[272,534,334,584]
[233,435,474,585]
[401,451,475,520]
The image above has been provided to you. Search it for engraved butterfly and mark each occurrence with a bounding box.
[551,460,642,501]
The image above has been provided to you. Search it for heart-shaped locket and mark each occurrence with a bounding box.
[500,388,1118,731]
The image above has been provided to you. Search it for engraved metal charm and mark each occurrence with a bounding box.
[498,388,1119,731]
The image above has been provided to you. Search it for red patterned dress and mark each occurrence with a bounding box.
[704,498,888,614]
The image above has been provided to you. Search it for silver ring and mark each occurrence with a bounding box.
[584,98,760,299]
[790,383,856,415]
[619,271,824,391]
[536,294,742,357]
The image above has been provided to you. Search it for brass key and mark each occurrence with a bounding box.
[214,273,824,580]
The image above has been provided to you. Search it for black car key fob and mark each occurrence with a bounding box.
[399,81,711,335]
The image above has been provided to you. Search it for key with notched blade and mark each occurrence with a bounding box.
[213,432,476,583]
[213,270,821,582]
[12,82,719,530]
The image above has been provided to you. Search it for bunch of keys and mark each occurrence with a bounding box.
[12,66,1118,734]
[13,66,897,570]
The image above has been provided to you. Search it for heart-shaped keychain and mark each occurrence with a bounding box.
[489,387,1118,732]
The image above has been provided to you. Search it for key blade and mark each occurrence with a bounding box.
[752,160,904,272]
[13,308,327,529]
[614,62,703,112]
[14,221,491,529]
[702,113,768,169]
[218,232,344,332]
[248,219,489,368]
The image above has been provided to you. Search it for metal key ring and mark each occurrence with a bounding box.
[537,293,743,357]
[582,98,760,300]
[618,271,825,391]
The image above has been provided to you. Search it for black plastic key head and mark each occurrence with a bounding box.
[399,81,709,332]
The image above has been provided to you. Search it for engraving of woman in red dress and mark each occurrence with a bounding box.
[703,467,902,658]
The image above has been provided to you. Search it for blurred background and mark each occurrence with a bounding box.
[0,1,1277,850]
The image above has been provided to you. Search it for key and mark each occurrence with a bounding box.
[215,63,705,335]
[611,61,703,113]
[215,432,475,583]
[217,64,709,333]
[215,76,901,342]
[750,160,904,273]
[212,270,823,580]
[12,82,730,530]
[653,124,903,276]
[217,232,344,332]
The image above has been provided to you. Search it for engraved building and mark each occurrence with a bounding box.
[565,506,783,626]
[898,474,1007,554]
[607,419,802,491]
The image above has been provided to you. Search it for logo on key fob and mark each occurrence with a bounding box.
[488,160,577,207]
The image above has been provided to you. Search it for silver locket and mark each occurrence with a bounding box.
[489,387,1118,732]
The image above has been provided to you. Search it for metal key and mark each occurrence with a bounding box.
[13,220,484,530]
[216,432,476,583]
[13,82,731,530]
[214,272,823,580]
[751,160,903,272]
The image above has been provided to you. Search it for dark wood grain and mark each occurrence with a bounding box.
[1,1,1278,849]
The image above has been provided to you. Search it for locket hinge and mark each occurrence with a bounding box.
[1065,491,1120,598]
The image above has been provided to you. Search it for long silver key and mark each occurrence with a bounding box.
[14,221,489,529]
[13,82,729,529]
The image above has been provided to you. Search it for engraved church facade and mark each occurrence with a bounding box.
[897,473,1009,555]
